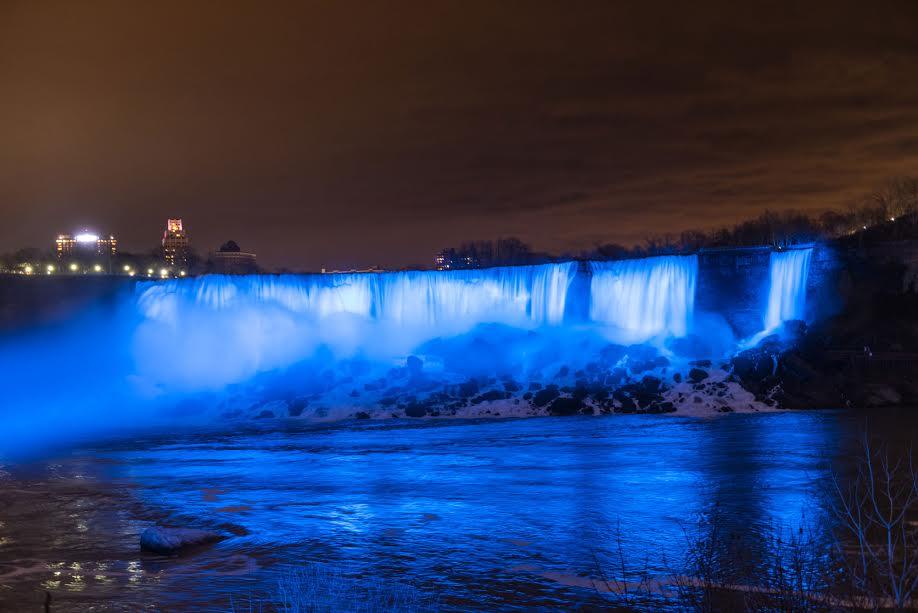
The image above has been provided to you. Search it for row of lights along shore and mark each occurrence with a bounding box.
[21,263,187,278]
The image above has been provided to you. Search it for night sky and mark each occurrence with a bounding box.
[2,1,917,269]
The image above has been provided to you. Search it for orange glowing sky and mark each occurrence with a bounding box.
[2,0,917,268]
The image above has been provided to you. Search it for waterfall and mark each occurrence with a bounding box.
[136,262,578,332]
[589,255,698,342]
[763,248,812,330]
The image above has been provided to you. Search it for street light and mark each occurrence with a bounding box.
[69,263,79,272]
[93,264,102,272]
[46,264,55,274]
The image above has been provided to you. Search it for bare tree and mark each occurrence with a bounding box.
[832,436,918,609]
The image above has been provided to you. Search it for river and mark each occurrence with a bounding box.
[0,410,914,611]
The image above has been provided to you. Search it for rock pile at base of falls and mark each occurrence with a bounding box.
[218,317,918,420]
[226,343,764,420]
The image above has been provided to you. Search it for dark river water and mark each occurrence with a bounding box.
[0,410,914,611]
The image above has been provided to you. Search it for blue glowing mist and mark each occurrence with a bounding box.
[589,255,698,342]
[132,263,578,390]
[0,251,815,455]
[763,248,812,331]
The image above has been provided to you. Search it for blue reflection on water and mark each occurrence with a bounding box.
[56,412,839,609]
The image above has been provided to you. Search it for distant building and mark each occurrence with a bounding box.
[162,218,189,267]
[56,232,117,258]
[210,240,258,274]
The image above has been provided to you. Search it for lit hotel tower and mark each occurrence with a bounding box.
[162,219,189,267]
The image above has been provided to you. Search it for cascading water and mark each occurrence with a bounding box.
[589,255,698,342]
[763,248,812,331]
[138,263,577,330]
[132,263,579,389]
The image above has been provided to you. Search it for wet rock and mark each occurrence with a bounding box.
[528,382,543,391]
[688,368,709,383]
[646,401,676,414]
[605,368,628,386]
[689,359,712,368]
[731,347,778,392]
[555,366,570,378]
[140,526,222,555]
[600,344,627,365]
[472,390,509,404]
[406,355,423,375]
[547,396,583,415]
[403,403,427,418]
[780,320,807,342]
[628,360,657,375]
[626,344,659,363]
[613,392,637,412]
[673,372,682,383]
[355,411,371,419]
[502,379,521,393]
[255,410,274,419]
[532,385,560,407]
[571,382,590,401]
[457,379,480,398]
[287,398,307,417]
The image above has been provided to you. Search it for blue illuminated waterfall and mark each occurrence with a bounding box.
[131,257,706,388]
[138,262,577,330]
[589,255,698,342]
[763,248,812,330]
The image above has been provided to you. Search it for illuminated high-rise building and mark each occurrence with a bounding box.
[55,232,117,258]
[56,234,76,257]
[162,218,189,267]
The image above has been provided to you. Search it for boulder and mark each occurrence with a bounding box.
[547,396,584,415]
[140,526,222,555]
[688,368,709,383]
[457,379,480,398]
[472,390,509,404]
[532,385,560,407]
[406,355,423,375]
[599,343,627,366]
[403,403,428,417]
[287,398,308,417]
